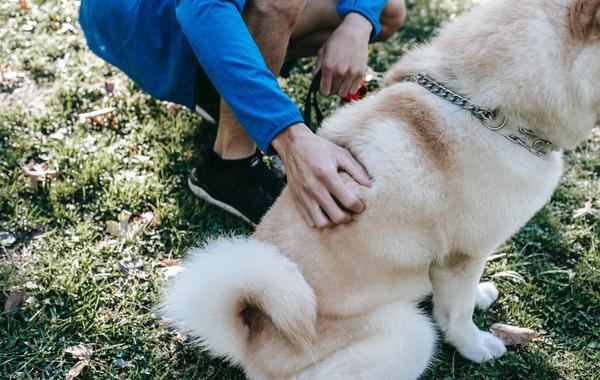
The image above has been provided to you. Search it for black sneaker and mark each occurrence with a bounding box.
[188,151,285,225]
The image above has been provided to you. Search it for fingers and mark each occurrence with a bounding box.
[338,150,373,188]
[320,68,333,96]
[307,202,333,229]
[338,77,353,98]
[350,76,363,96]
[325,175,365,215]
[313,187,354,225]
[297,200,315,228]
[304,182,353,228]
[324,70,364,97]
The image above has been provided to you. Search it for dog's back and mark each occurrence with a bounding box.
[161,1,600,378]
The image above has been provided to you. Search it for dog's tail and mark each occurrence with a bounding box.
[159,237,317,363]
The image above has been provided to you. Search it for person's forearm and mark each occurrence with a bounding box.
[338,12,373,41]
[175,0,303,152]
[336,0,387,39]
[271,123,310,156]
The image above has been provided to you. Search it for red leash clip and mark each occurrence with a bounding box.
[341,80,368,102]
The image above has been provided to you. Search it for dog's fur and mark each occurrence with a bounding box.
[160,1,600,378]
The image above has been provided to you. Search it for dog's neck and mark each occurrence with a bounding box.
[384,1,599,151]
[386,54,597,152]
[402,73,560,156]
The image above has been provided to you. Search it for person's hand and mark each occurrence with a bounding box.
[316,12,373,97]
[272,123,372,229]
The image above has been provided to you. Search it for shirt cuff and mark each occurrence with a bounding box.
[336,5,382,41]
[261,117,305,156]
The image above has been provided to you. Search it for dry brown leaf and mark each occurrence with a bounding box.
[78,107,115,125]
[162,101,182,112]
[106,210,153,240]
[18,0,31,10]
[148,204,161,228]
[161,258,179,267]
[5,289,26,312]
[21,162,63,189]
[66,360,89,380]
[128,144,139,154]
[64,344,93,360]
[490,323,539,346]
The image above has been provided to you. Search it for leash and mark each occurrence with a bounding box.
[303,71,369,130]
[303,71,325,130]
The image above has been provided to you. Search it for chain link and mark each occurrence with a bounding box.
[403,73,559,156]
[404,73,498,123]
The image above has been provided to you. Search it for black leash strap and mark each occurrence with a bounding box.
[303,71,324,130]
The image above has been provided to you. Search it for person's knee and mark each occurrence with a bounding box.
[377,0,406,41]
[249,0,307,31]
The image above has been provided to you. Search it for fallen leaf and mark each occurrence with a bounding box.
[66,360,89,380]
[64,344,93,360]
[106,210,153,240]
[78,107,115,125]
[0,231,16,247]
[5,289,26,312]
[573,198,599,219]
[21,162,63,189]
[490,323,539,346]
[161,258,179,267]
[18,0,31,10]
[162,101,182,112]
[128,144,139,154]
[148,204,161,228]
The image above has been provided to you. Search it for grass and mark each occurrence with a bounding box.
[0,0,598,379]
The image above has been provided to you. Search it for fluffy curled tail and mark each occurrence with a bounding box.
[159,237,317,363]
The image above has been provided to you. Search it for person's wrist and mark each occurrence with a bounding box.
[340,12,373,39]
[271,123,312,157]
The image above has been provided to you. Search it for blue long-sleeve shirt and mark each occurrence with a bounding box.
[79,0,386,152]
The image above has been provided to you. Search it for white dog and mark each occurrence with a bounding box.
[160,0,600,378]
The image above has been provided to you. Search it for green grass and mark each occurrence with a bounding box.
[1,0,598,379]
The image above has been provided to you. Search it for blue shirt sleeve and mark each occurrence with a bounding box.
[336,0,387,40]
[175,0,303,153]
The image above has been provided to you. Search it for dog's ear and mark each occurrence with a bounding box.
[570,0,600,40]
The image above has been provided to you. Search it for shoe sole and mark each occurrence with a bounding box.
[194,105,217,125]
[188,176,256,226]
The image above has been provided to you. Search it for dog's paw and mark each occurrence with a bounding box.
[453,329,507,363]
[475,282,499,310]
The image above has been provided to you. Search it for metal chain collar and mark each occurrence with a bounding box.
[403,73,559,156]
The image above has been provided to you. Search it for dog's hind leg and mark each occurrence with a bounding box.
[295,305,436,380]
[430,254,506,363]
